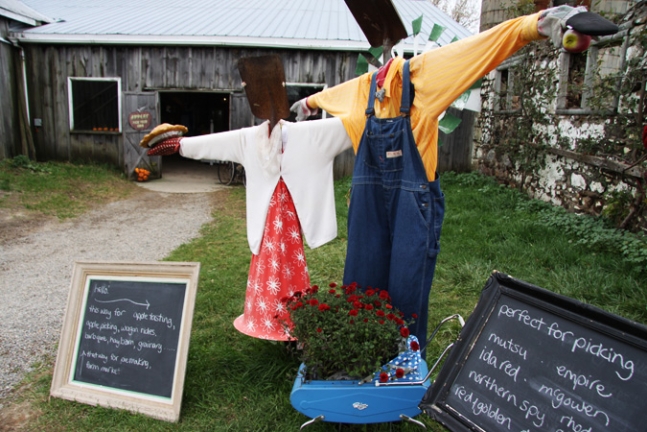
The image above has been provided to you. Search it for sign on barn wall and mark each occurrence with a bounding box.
[128,111,152,131]
[123,93,159,180]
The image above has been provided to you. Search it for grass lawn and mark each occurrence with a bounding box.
[1,161,645,431]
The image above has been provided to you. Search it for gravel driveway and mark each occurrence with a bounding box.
[0,189,216,405]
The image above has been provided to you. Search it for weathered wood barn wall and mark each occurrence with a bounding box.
[20,41,476,178]
[0,16,20,159]
[20,43,359,178]
[23,44,474,177]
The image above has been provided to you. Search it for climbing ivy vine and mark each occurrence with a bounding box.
[478,0,647,231]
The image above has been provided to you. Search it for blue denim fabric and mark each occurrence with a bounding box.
[343,61,445,349]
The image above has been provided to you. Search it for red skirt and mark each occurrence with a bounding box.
[234,178,310,340]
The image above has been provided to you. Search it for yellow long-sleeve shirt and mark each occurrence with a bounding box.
[307,13,544,180]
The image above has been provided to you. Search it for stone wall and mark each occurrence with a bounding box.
[473,0,646,231]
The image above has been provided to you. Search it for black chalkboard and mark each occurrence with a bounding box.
[51,262,200,422]
[421,272,647,432]
[72,277,186,398]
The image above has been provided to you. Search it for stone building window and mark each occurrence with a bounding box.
[493,60,521,113]
[68,77,122,133]
[557,38,625,115]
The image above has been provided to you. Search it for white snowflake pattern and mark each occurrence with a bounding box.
[251,279,263,295]
[268,194,277,208]
[254,259,266,274]
[288,226,301,244]
[257,298,269,313]
[245,297,254,312]
[267,277,281,295]
[282,264,294,279]
[273,215,284,234]
[278,190,288,203]
[263,317,276,331]
[245,317,257,332]
[279,241,287,255]
[264,239,276,253]
[269,256,281,273]
[285,209,297,220]
[274,299,286,315]
[294,250,306,265]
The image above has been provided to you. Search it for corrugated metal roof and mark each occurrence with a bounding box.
[15,0,472,51]
[0,0,53,26]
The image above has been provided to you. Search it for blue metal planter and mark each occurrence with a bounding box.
[290,337,431,425]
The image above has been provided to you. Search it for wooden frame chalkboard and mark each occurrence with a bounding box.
[51,261,200,422]
[421,271,647,432]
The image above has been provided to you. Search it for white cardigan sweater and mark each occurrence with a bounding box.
[179,117,352,255]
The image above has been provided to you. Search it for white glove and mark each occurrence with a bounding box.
[537,5,587,48]
[290,98,319,122]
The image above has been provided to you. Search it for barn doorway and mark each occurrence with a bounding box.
[158,91,230,182]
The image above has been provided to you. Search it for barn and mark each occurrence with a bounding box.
[4,0,473,179]
[0,0,52,160]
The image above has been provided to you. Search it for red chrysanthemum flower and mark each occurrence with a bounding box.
[379,290,390,300]
[379,319,385,324]
[379,372,389,383]
[318,303,330,311]
[387,313,396,321]
[316,328,322,333]
[329,289,336,294]
[374,300,382,308]
[411,313,418,319]
[363,318,369,323]
[365,304,374,311]
[349,309,359,317]
[385,304,393,309]
[353,300,363,309]
[291,301,304,310]
[329,282,337,288]
[395,368,405,379]
[400,327,410,338]
[366,289,375,296]
[309,298,319,306]
[410,340,420,351]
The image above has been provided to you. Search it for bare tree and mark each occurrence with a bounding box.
[430,0,481,33]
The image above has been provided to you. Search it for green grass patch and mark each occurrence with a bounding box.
[3,170,646,431]
[0,157,136,219]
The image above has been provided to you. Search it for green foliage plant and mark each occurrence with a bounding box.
[285,282,415,381]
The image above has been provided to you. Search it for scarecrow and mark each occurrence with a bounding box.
[142,55,351,341]
[289,5,619,350]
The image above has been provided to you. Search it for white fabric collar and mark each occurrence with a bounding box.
[255,120,285,176]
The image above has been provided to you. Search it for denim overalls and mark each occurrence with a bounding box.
[343,61,445,349]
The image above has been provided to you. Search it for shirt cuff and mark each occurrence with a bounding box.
[521,12,545,42]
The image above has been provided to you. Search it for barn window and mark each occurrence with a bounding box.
[285,83,326,121]
[68,78,122,132]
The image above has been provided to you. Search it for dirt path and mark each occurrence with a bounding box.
[0,188,219,406]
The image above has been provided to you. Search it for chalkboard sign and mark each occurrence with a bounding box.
[51,261,200,422]
[421,271,647,432]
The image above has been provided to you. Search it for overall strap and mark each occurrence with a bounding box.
[365,71,379,117]
[400,60,412,116]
